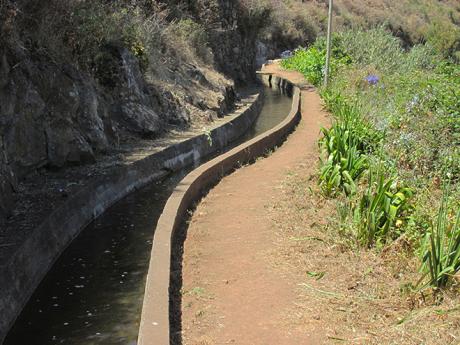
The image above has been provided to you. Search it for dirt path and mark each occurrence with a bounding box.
[180,64,330,344]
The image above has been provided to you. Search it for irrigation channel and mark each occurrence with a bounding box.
[4,84,293,345]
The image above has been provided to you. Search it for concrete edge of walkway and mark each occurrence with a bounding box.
[0,91,264,343]
[138,74,302,345]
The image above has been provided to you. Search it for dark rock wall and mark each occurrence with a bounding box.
[0,0,264,222]
[192,0,262,84]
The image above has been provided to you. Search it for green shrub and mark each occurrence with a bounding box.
[282,47,325,86]
[425,19,460,60]
[73,3,164,71]
[281,39,351,86]
[321,90,384,153]
[339,27,404,73]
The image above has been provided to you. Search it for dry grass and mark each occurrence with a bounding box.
[267,161,460,344]
[248,0,460,58]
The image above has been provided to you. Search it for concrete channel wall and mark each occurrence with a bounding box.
[0,92,264,343]
[138,74,301,345]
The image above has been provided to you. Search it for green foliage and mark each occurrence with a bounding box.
[353,169,414,248]
[307,29,460,281]
[322,29,460,183]
[281,47,325,86]
[281,39,351,86]
[425,19,460,60]
[339,27,404,72]
[318,91,383,196]
[420,191,460,288]
[319,121,368,196]
[321,91,384,153]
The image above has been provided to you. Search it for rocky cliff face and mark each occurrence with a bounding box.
[0,0,269,223]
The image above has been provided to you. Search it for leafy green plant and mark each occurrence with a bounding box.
[321,90,384,153]
[419,192,460,289]
[319,125,368,196]
[318,91,384,196]
[353,169,414,248]
[281,40,351,86]
[281,47,325,86]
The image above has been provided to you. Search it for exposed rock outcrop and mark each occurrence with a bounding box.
[0,0,271,223]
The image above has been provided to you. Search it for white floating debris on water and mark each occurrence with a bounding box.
[63,322,69,326]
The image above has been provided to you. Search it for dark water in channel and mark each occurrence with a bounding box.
[4,86,293,345]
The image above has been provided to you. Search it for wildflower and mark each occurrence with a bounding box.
[365,74,379,86]
[406,95,420,113]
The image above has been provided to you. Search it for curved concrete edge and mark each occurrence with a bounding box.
[0,92,264,343]
[138,76,301,345]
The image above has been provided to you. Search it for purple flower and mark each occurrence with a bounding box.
[365,75,379,86]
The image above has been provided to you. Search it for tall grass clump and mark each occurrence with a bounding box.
[420,191,460,289]
[353,169,414,248]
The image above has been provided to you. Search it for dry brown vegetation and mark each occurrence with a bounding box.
[244,0,460,58]
[268,162,460,344]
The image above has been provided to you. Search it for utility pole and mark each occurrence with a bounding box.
[324,0,333,87]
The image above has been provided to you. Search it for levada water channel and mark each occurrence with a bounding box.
[5,83,294,345]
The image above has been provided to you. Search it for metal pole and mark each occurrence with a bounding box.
[324,0,333,87]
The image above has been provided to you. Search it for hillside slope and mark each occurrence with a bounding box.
[256,0,460,58]
[0,0,272,222]
[1,0,459,224]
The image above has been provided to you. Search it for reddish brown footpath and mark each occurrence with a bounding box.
[181,64,330,344]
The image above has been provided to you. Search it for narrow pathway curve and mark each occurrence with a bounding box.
[181,65,329,344]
